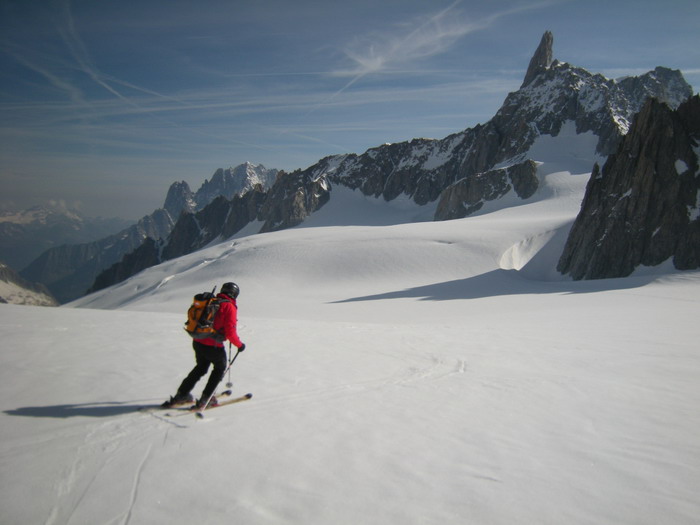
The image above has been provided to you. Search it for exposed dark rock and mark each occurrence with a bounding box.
[89,186,271,291]
[88,238,161,294]
[163,187,267,261]
[163,181,196,219]
[259,171,331,233]
[435,160,538,220]
[193,163,278,209]
[312,33,691,222]
[522,31,553,88]
[222,186,267,238]
[558,95,700,279]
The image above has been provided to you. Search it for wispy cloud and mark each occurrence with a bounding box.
[55,0,127,102]
[51,1,188,113]
[337,1,559,77]
[2,44,85,105]
[326,0,563,101]
[333,1,473,80]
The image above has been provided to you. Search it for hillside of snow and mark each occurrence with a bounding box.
[1,129,699,524]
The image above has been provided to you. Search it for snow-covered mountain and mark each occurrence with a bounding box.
[19,163,278,303]
[19,209,175,304]
[192,162,279,210]
[0,262,57,306]
[313,32,691,215]
[163,162,279,218]
[0,204,82,226]
[90,32,693,293]
[0,204,130,272]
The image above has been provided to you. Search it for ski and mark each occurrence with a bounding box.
[159,392,252,418]
[139,389,233,412]
[195,392,253,419]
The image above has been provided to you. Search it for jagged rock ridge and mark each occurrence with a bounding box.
[522,30,554,88]
[89,172,331,293]
[20,163,277,303]
[303,34,690,219]
[87,33,694,294]
[193,162,278,210]
[558,95,700,279]
[435,160,539,220]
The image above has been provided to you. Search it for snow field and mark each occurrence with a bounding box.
[1,127,699,523]
[2,271,699,525]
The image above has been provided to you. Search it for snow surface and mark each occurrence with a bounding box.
[1,130,699,524]
[675,159,689,175]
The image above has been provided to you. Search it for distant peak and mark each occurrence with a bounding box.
[521,31,554,88]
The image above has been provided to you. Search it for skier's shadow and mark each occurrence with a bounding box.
[5,401,155,418]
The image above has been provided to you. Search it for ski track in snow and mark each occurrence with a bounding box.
[45,419,124,525]
[138,349,468,423]
[40,413,177,525]
[122,443,153,525]
[241,354,468,412]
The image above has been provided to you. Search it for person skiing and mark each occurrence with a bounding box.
[163,282,246,409]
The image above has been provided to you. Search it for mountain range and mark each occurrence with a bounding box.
[6,31,697,304]
[88,31,695,295]
[14,163,278,303]
[0,205,130,271]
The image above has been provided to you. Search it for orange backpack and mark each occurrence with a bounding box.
[184,287,229,342]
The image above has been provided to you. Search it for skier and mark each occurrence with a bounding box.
[163,282,246,409]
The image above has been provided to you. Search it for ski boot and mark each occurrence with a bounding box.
[194,395,219,410]
[161,392,194,408]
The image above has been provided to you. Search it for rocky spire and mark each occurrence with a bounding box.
[521,31,554,88]
[163,180,195,219]
[557,95,700,280]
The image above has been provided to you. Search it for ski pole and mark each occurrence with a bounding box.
[226,343,233,388]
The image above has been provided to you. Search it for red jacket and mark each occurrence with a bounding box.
[198,293,244,348]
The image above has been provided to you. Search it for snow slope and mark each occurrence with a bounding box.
[1,130,699,524]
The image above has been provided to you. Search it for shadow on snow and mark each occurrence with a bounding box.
[5,402,156,418]
[331,269,660,303]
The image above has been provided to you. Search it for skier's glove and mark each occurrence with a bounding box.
[238,343,246,352]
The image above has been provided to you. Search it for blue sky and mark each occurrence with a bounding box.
[1,0,698,220]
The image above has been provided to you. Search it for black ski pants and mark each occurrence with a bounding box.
[177,341,227,401]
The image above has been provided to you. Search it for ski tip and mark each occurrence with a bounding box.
[245,393,253,399]
[222,389,232,396]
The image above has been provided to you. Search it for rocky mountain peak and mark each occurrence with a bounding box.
[498,57,692,159]
[521,30,554,88]
[163,181,195,219]
[557,95,700,279]
[194,163,278,209]
[317,34,691,223]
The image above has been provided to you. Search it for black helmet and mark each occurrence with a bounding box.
[221,282,240,298]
